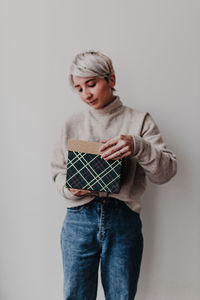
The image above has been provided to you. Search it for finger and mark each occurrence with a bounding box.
[74,191,88,196]
[101,145,130,159]
[105,151,131,160]
[82,190,92,194]
[99,139,110,151]
[103,148,132,160]
[77,189,91,193]
[69,188,92,196]
[118,150,132,159]
[70,188,90,192]
[68,188,77,195]
[100,138,109,143]
[101,144,127,159]
[99,136,119,151]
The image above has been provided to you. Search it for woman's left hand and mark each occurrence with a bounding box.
[99,135,134,160]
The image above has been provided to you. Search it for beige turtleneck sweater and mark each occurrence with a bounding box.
[50,95,177,213]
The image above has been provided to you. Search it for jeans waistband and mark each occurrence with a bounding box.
[92,196,122,207]
[92,196,140,216]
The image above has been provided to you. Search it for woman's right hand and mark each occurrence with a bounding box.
[68,188,94,197]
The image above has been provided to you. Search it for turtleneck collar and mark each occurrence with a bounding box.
[87,95,124,116]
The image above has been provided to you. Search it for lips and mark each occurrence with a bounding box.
[89,99,97,104]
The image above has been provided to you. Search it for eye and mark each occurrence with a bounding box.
[75,81,96,93]
[88,82,96,88]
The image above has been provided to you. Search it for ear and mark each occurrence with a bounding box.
[109,73,116,88]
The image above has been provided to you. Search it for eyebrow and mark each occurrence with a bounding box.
[74,79,95,88]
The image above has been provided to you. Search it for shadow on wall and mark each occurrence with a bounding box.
[139,181,159,295]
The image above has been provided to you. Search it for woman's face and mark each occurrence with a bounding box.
[72,75,116,109]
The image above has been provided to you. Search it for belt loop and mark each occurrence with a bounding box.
[102,199,106,205]
[99,191,107,198]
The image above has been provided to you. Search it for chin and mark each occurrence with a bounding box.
[90,102,102,109]
[93,105,101,110]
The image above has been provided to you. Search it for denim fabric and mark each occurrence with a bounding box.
[60,197,143,300]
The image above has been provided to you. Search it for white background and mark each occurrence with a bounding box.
[1,0,200,299]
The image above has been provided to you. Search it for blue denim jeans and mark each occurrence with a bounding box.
[60,197,143,300]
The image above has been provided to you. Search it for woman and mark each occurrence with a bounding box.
[50,50,177,300]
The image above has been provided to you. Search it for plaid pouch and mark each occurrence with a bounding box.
[66,139,122,193]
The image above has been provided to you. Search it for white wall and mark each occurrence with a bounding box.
[1,0,200,299]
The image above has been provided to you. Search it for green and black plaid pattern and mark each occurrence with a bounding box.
[66,151,122,193]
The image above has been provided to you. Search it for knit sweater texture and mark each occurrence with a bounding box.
[50,95,177,213]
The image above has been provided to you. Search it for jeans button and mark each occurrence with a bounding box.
[103,199,106,204]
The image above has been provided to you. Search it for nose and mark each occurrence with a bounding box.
[82,88,92,101]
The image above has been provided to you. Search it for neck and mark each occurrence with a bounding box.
[102,95,116,109]
[87,95,124,117]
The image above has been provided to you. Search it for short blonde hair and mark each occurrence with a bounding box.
[68,50,116,92]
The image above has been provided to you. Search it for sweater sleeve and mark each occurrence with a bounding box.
[132,112,177,184]
[50,123,83,200]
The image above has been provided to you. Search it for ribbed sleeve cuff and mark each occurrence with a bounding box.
[63,186,83,200]
[132,135,151,161]
[132,135,142,155]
